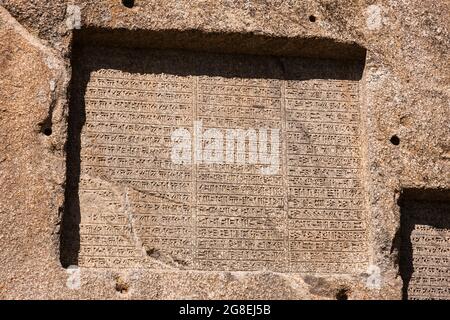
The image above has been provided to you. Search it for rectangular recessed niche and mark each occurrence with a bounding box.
[61,32,368,273]
[399,189,450,300]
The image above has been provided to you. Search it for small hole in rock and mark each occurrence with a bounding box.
[390,135,400,145]
[43,127,52,136]
[309,15,317,22]
[336,288,349,300]
[146,247,160,258]
[115,278,129,294]
[122,0,135,8]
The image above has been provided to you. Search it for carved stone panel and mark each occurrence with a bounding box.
[62,47,367,274]
[400,192,450,300]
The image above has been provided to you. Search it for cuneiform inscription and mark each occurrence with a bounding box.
[71,49,368,273]
[401,201,450,300]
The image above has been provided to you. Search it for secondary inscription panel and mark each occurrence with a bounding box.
[401,198,450,300]
[66,47,368,273]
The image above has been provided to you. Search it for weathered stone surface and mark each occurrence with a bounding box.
[0,5,68,298]
[0,1,448,299]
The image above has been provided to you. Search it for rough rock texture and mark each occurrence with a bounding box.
[0,1,448,299]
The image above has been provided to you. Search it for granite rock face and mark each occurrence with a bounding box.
[0,1,448,300]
